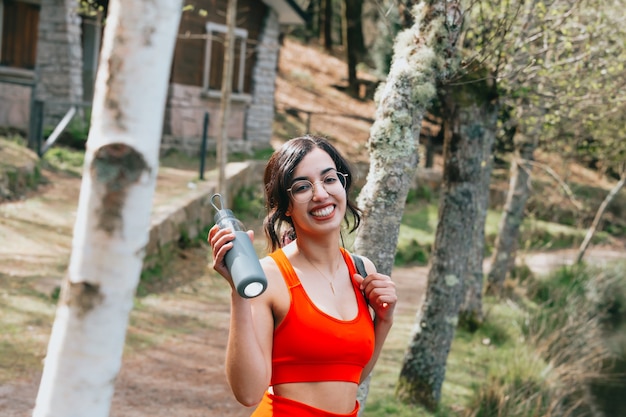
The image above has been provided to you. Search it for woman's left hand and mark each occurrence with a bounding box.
[354,272,397,322]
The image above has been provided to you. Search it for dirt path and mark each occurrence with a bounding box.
[0,242,430,417]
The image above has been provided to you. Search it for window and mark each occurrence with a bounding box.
[204,22,248,94]
[0,0,40,70]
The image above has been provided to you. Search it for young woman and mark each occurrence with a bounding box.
[208,135,397,416]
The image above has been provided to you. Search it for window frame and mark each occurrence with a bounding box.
[0,0,41,79]
[203,21,249,98]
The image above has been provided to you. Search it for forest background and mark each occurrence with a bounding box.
[1,0,626,416]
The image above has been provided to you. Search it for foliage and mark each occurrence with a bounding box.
[41,111,91,152]
[42,147,85,175]
[396,198,610,266]
[232,185,265,221]
[520,263,619,414]
[460,0,626,173]
[78,0,108,16]
[450,262,624,417]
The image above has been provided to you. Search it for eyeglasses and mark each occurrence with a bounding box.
[287,170,348,203]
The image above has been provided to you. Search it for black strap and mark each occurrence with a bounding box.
[351,254,367,277]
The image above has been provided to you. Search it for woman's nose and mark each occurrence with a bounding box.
[311,180,330,200]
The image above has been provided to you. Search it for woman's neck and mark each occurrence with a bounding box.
[295,237,342,267]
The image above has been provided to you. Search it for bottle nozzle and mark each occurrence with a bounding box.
[211,193,226,212]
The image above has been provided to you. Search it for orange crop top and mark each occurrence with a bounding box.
[268,248,375,386]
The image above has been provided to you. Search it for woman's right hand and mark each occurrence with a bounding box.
[208,225,254,288]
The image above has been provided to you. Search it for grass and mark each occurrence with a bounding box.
[362,261,626,417]
[0,275,56,383]
[394,200,613,266]
[362,295,533,417]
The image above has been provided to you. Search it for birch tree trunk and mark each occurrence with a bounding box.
[353,2,462,413]
[486,132,536,295]
[32,1,182,416]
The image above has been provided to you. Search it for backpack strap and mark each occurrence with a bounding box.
[351,254,368,277]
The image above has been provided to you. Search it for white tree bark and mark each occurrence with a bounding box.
[32,1,182,416]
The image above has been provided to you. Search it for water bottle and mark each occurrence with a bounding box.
[210,193,267,298]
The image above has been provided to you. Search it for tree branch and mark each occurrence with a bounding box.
[516,157,584,211]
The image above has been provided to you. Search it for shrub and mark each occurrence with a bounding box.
[394,239,430,265]
[521,264,616,414]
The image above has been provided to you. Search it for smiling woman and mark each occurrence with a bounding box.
[208,135,397,416]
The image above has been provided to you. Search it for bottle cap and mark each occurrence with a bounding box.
[243,282,265,298]
[211,193,235,224]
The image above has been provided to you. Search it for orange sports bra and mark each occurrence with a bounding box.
[268,248,375,386]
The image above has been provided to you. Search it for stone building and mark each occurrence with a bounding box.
[0,0,307,153]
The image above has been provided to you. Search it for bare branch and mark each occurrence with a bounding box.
[517,157,584,210]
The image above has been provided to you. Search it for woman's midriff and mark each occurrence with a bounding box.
[272,380,359,414]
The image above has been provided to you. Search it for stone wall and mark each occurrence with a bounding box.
[161,84,251,156]
[143,160,265,269]
[0,81,32,131]
[35,0,84,127]
[245,9,280,149]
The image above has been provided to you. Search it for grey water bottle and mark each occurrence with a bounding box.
[211,193,267,298]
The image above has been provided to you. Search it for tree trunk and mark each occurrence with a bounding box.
[395,68,489,410]
[353,2,463,414]
[456,72,499,329]
[485,132,537,295]
[424,134,437,168]
[576,164,626,263]
[32,1,182,416]
[217,0,238,201]
[344,0,364,96]
[320,0,333,51]
[306,0,319,41]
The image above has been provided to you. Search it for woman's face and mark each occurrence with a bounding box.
[286,147,347,236]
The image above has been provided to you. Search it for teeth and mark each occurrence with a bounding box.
[311,206,334,217]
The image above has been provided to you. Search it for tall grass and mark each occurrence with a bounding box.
[463,262,626,417]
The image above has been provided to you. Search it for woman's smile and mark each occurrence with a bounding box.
[310,204,335,218]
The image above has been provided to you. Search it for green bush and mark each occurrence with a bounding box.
[395,239,430,265]
[232,185,265,222]
[42,147,85,175]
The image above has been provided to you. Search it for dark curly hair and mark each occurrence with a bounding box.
[263,135,361,252]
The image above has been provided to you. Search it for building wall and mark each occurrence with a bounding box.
[0,0,283,154]
[161,84,250,155]
[245,9,280,149]
[0,82,32,131]
[162,7,281,155]
[34,0,84,127]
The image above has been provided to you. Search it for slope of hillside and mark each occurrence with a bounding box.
[272,38,625,238]
[272,38,376,163]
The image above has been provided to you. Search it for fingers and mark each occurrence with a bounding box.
[208,225,235,277]
[352,273,365,287]
[361,273,397,312]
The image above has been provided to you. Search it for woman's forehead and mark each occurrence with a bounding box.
[293,148,336,177]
